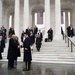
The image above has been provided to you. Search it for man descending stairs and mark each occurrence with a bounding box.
[1,38,75,63]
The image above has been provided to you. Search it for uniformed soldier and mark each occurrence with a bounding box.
[23,32,32,71]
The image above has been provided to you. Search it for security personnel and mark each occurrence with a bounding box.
[23,32,32,71]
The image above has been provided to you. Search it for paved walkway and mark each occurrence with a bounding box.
[0,62,75,75]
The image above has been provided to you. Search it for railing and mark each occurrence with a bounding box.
[63,33,75,52]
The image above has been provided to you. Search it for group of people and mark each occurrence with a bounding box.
[7,26,43,71]
[67,26,74,37]
[21,26,43,51]
[7,33,32,71]
[0,26,43,71]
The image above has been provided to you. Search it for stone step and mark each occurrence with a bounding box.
[2,38,75,63]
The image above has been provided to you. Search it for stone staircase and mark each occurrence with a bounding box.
[1,38,75,63]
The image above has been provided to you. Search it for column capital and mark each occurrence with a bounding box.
[62,9,71,12]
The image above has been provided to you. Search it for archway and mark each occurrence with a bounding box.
[30,4,45,35]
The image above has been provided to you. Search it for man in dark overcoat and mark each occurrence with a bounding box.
[34,26,38,37]
[47,28,53,41]
[23,32,32,71]
[67,26,71,37]
[36,33,41,51]
[0,35,5,59]
[7,35,20,70]
[38,30,43,42]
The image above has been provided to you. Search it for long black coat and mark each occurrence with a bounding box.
[36,37,41,49]
[0,39,5,53]
[67,26,71,37]
[16,40,21,57]
[39,32,43,42]
[7,38,18,60]
[34,27,38,35]
[23,37,32,62]
[30,34,35,45]
[47,29,53,41]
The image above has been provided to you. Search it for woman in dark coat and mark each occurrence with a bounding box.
[14,36,21,66]
[0,35,5,59]
[36,33,41,51]
[7,35,20,70]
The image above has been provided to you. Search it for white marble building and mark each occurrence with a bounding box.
[0,0,75,39]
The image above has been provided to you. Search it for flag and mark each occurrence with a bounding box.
[61,11,64,24]
[37,12,43,24]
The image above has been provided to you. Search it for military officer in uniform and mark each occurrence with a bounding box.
[23,32,32,71]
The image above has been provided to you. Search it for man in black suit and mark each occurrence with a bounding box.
[7,35,20,70]
[0,35,5,59]
[23,32,32,71]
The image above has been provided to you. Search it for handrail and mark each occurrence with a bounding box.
[63,32,75,52]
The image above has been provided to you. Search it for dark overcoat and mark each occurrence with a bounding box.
[16,40,21,57]
[7,38,18,60]
[47,29,53,41]
[23,37,32,62]
[36,37,41,49]
[39,33,43,42]
[0,39,5,53]
[30,34,35,45]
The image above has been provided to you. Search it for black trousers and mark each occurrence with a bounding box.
[8,60,14,68]
[25,61,31,70]
[0,53,2,59]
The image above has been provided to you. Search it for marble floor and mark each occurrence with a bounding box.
[0,61,75,75]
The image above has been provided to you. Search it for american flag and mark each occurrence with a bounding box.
[37,12,43,24]
[61,11,64,24]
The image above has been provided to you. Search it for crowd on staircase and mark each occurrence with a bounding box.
[0,26,44,71]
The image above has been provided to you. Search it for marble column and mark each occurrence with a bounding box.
[12,14,14,29]
[29,12,32,29]
[54,0,62,40]
[23,0,29,30]
[65,11,68,34]
[14,0,20,37]
[44,0,50,38]
[32,12,35,29]
[0,0,2,28]
[71,8,75,34]
[70,11,72,26]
